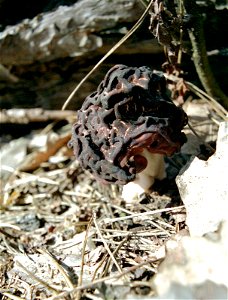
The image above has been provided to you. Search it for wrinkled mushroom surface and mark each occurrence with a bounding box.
[70,65,187,184]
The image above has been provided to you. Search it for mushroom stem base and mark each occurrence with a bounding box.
[121,151,165,202]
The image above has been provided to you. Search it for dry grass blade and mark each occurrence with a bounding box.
[102,206,185,224]
[46,258,160,300]
[15,261,59,295]
[102,236,129,278]
[164,74,228,120]
[93,212,123,275]
[187,121,216,153]
[186,81,228,118]
[2,235,21,255]
[76,217,93,300]
[61,0,154,110]
[0,223,21,231]
[38,248,74,290]
[148,219,172,236]
[0,292,25,300]
[91,253,108,282]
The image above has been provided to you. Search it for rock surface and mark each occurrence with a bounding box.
[176,121,228,237]
[152,222,228,299]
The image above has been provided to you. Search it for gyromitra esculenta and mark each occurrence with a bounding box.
[70,65,188,201]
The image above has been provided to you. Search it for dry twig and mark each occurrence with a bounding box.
[0,109,75,124]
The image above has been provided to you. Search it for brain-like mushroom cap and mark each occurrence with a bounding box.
[70,65,188,184]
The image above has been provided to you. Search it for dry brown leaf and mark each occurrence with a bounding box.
[19,133,71,172]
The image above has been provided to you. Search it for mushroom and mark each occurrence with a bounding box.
[121,150,166,202]
[70,65,188,201]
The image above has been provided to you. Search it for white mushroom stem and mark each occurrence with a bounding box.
[121,149,166,202]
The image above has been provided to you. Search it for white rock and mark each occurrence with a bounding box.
[152,221,228,299]
[176,122,228,237]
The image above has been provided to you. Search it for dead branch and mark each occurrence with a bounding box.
[0,109,75,124]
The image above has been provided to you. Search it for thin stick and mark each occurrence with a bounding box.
[61,0,154,110]
[177,0,184,65]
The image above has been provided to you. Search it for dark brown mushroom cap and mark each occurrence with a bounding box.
[70,65,188,184]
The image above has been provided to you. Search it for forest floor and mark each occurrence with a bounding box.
[0,91,227,299]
